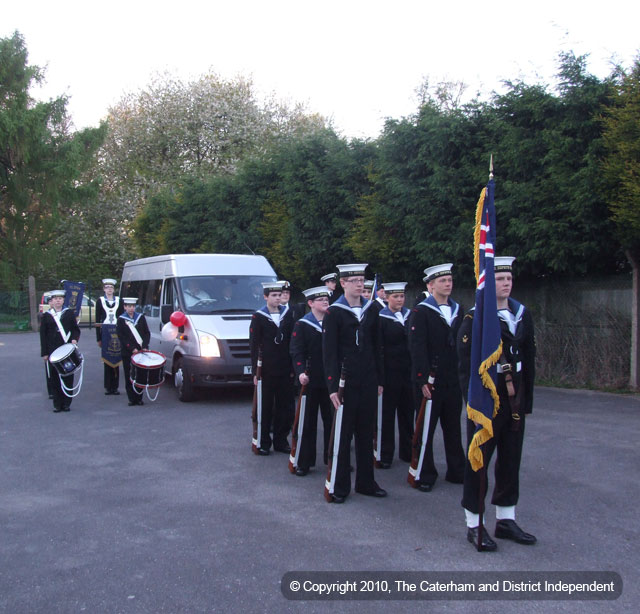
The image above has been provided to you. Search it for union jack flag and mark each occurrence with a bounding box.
[466,175,502,471]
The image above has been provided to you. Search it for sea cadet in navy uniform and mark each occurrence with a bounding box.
[289,286,333,476]
[249,281,295,454]
[376,282,413,467]
[95,278,124,395]
[362,280,374,301]
[321,272,341,305]
[407,263,466,492]
[458,257,537,551]
[40,289,81,412]
[322,263,386,503]
[279,280,306,322]
[116,297,150,406]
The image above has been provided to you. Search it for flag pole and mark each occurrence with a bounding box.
[477,155,493,552]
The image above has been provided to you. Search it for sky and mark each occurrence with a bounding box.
[3,0,639,139]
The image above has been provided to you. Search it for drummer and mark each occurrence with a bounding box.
[116,298,150,406]
[40,289,81,413]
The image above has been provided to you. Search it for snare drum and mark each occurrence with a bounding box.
[49,343,83,376]
[130,351,166,389]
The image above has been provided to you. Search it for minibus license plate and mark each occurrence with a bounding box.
[244,365,252,375]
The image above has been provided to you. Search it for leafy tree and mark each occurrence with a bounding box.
[601,56,640,387]
[98,72,328,224]
[0,31,105,287]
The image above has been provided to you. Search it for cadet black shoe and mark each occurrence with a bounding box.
[53,407,63,413]
[355,486,387,498]
[295,468,309,476]
[329,494,346,503]
[257,448,270,456]
[467,527,497,551]
[128,401,137,406]
[418,483,433,492]
[378,461,392,469]
[274,444,291,453]
[495,520,537,545]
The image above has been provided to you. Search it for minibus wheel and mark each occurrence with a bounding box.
[173,358,196,402]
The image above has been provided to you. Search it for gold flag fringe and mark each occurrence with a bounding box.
[466,186,502,472]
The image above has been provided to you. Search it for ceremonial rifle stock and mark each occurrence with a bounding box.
[251,349,263,454]
[373,391,383,468]
[324,364,346,502]
[288,360,309,473]
[408,367,436,487]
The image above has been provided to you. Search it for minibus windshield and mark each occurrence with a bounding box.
[179,275,275,314]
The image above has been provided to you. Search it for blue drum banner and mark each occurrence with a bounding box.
[63,281,85,318]
[101,324,122,367]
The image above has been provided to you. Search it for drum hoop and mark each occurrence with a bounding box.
[131,350,166,369]
[49,343,79,363]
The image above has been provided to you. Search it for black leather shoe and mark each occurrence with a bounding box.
[128,401,137,406]
[355,486,387,498]
[62,406,70,412]
[113,391,120,395]
[378,461,392,469]
[295,468,309,476]
[467,527,497,551]
[274,445,291,453]
[105,391,113,395]
[329,494,346,503]
[495,519,537,545]
[257,448,270,456]
[137,400,144,406]
[418,482,433,492]
[53,407,63,413]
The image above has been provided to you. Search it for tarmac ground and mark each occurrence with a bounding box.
[0,332,638,613]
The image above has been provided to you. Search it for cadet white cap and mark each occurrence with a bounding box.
[123,297,138,305]
[321,272,337,282]
[382,282,407,294]
[423,263,453,282]
[336,263,368,278]
[494,256,516,272]
[363,280,374,289]
[102,278,117,286]
[303,286,331,300]
[261,281,286,293]
[50,289,65,298]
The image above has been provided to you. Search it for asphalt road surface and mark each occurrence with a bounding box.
[0,332,638,613]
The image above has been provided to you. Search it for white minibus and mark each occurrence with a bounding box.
[120,254,277,401]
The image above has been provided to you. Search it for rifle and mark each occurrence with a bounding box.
[324,364,347,502]
[373,391,383,468]
[251,349,263,454]
[288,359,310,473]
[408,366,436,487]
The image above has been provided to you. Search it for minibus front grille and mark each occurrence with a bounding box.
[227,339,251,359]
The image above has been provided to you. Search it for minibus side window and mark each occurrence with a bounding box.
[144,279,162,317]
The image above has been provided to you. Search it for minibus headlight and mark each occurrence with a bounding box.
[198,331,220,358]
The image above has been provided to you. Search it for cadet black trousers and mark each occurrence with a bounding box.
[461,405,526,513]
[413,383,466,486]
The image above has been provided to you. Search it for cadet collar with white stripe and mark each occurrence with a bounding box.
[419,294,460,326]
